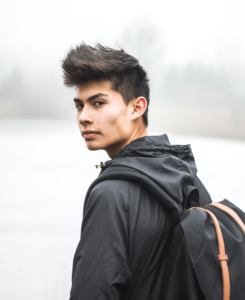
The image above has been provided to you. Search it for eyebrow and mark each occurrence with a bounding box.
[73,93,108,103]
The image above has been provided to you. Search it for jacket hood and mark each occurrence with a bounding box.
[85,134,200,219]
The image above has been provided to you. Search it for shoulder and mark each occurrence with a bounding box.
[93,178,136,193]
[85,179,141,212]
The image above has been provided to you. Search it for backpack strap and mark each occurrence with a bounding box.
[207,202,245,234]
[190,207,230,300]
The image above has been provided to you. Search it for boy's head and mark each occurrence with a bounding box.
[62,43,150,158]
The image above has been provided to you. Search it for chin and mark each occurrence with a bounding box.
[85,140,104,151]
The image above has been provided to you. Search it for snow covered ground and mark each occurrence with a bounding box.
[0,120,244,300]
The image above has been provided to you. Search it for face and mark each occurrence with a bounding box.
[74,80,136,158]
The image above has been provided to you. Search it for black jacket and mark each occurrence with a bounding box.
[69,134,212,300]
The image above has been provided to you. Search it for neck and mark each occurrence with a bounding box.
[106,126,148,159]
[122,126,148,151]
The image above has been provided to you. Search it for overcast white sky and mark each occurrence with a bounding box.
[0,0,245,78]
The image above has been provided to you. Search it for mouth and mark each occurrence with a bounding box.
[82,131,100,139]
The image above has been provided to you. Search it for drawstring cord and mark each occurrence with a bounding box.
[95,162,106,169]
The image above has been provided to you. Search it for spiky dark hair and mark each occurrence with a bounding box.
[61,43,150,126]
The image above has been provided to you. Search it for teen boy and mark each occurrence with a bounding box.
[62,43,211,300]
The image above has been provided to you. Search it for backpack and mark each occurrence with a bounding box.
[160,199,245,300]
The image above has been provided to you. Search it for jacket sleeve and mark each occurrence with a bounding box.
[69,183,131,300]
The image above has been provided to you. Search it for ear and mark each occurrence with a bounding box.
[131,97,147,121]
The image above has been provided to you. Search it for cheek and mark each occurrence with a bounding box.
[104,110,131,141]
[104,108,129,128]
[76,111,82,123]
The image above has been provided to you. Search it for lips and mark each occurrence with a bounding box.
[82,130,99,139]
[84,133,97,139]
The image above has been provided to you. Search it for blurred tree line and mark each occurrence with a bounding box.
[0,67,75,120]
[0,19,244,139]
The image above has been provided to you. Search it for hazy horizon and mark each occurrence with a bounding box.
[1,0,245,139]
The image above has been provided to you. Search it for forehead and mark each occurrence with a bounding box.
[76,80,113,98]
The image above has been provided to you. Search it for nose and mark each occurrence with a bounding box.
[78,106,93,125]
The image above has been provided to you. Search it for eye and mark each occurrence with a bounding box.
[94,101,104,107]
[75,103,83,110]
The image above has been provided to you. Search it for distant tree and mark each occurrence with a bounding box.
[164,65,235,108]
[0,67,28,118]
[120,17,166,102]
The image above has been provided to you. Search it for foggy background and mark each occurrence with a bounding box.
[1,0,245,139]
[1,0,245,299]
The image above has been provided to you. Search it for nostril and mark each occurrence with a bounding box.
[80,118,93,125]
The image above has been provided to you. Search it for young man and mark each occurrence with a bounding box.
[62,43,211,300]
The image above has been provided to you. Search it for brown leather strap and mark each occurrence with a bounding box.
[190,207,230,300]
[207,202,245,234]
